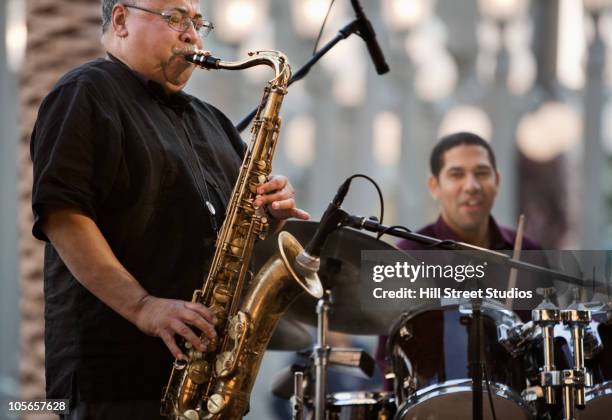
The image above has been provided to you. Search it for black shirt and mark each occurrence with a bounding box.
[30,55,245,401]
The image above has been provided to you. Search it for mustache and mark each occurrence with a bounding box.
[172,45,197,58]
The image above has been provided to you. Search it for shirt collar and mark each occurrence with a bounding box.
[106,53,194,110]
[433,215,514,249]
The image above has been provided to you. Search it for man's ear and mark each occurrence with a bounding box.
[427,175,439,200]
[112,4,129,37]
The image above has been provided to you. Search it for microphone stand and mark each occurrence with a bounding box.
[471,294,484,420]
[236,19,375,132]
[314,290,332,420]
[343,215,586,286]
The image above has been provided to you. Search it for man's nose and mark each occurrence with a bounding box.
[463,173,481,192]
[179,24,203,49]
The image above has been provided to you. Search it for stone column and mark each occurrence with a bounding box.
[19,1,103,418]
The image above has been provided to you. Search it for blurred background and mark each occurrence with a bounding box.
[1,0,611,418]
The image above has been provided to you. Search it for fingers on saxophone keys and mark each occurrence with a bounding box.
[181,310,216,345]
[161,331,186,361]
[259,192,293,208]
[257,175,286,194]
[172,320,208,352]
[185,302,218,325]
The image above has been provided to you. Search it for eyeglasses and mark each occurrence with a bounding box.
[124,4,214,38]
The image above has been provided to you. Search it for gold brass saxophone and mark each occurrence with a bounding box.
[160,49,323,420]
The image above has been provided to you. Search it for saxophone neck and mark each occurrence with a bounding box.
[187,49,291,87]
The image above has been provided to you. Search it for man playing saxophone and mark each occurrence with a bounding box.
[30,1,307,419]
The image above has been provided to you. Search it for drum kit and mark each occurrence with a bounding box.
[255,221,612,420]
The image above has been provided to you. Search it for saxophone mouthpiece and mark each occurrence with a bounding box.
[186,49,221,70]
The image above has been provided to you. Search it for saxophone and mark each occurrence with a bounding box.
[161,49,323,420]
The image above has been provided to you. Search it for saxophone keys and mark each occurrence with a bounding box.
[208,305,226,329]
[214,351,234,377]
[173,358,189,370]
[255,160,267,171]
[230,238,244,255]
[228,312,248,340]
[187,360,210,384]
[182,410,200,420]
[258,174,267,184]
[212,284,231,304]
[207,393,226,415]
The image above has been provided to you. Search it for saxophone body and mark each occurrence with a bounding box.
[161,50,323,420]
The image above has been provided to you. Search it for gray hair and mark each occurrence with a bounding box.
[102,0,134,33]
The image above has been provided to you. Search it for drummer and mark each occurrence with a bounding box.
[376,131,541,385]
[401,131,540,251]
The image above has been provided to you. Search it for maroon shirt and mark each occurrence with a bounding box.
[376,215,541,389]
[396,215,541,252]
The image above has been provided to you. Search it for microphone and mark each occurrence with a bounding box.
[295,179,352,275]
[350,0,390,75]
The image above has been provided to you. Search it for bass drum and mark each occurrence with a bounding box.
[577,308,612,419]
[324,392,396,420]
[388,301,534,420]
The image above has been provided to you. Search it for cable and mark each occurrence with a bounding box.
[312,0,336,55]
[426,239,455,249]
[376,225,411,241]
[343,173,384,226]
[482,359,498,420]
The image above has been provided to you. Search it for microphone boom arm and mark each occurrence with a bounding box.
[236,18,386,132]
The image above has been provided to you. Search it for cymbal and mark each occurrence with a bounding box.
[268,318,312,351]
[253,221,403,335]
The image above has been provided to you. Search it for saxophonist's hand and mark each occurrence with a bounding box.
[134,295,217,360]
[253,175,310,221]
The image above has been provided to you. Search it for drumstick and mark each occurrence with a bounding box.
[506,214,525,309]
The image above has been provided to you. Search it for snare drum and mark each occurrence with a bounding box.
[325,392,396,420]
[388,301,534,420]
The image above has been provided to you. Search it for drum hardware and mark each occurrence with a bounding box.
[566,301,604,360]
[292,371,305,420]
[498,320,537,357]
[402,375,417,395]
[398,325,412,340]
[582,325,603,360]
[327,348,375,377]
[276,344,379,419]
[533,307,562,405]
[530,307,601,420]
[293,347,375,376]
[560,309,593,419]
[272,364,312,400]
[272,347,378,419]
[314,290,332,420]
[521,385,544,403]
[576,303,612,419]
[310,288,379,420]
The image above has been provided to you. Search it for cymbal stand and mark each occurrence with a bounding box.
[314,290,332,420]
